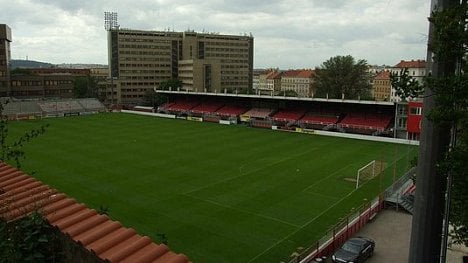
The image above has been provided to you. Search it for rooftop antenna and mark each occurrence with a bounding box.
[104,11,119,31]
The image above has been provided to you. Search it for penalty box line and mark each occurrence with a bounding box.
[183,193,301,228]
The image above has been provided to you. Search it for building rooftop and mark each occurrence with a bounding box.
[0,162,190,263]
[395,60,426,69]
[374,70,391,80]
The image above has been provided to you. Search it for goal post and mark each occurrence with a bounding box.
[356,160,376,189]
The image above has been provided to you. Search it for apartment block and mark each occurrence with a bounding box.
[390,60,426,102]
[372,70,391,101]
[280,69,315,97]
[107,29,253,104]
[0,24,12,96]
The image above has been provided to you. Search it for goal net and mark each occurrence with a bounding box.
[355,160,384,189]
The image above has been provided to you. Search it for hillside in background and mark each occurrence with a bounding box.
[10,60,107,69]
[11,59,53,69]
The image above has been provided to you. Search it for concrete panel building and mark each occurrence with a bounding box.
[107,29,253,105]
[0,24,12,96]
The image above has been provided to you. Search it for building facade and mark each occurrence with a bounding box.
[107,29,253,104]
[372,70,391,101]
[0,24,12,96]
[280,69,314,97]
[10,68,90,98]
[390,60,426,102]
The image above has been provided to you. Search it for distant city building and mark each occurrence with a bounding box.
[10,68,90,98]
[266,71,282,95]
[252,69,269,94]
[390,60,426,102]
[372,70,391,101]
[0,24,12,96]
[107,29,254,104]
[280,69,315,97]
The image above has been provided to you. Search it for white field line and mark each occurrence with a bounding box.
[302,164,354,193]
[246,155,406,263]
[184,147,319,195]
[183,193,301,228]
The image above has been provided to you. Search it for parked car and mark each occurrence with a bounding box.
[331,237,375,263]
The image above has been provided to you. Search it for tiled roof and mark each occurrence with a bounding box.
[266,71,282,79]
[282,69,315,78]
[395,60,426,68]
[374,70,390,80]
[0,162,190,263]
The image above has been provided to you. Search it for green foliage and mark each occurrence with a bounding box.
[73,76,98,98]
[142,89,168,107]
[0,101,48,168]
[0,212,64,263]
[426,2,468,246]
[313,55,372,99]
[158,78,182,90]
[390,68,424,101]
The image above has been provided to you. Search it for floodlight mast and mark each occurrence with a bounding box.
[104,11,119,31]
[104,11,119,106]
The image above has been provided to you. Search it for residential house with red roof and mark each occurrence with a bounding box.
[390,59,426,102]
[280,69,315,97]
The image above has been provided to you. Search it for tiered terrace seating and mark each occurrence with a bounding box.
[190,102,224,115]
[157,102,175,111]
[165,101,199,112]
[300,113,339,125]
[272,109,306,122]
[339,114,393,131]
[242,108,274,119]
[38,100,85,113]
[77,98,106,111]
[216,105,248,117]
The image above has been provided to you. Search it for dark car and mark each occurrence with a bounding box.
[331,237,375,263]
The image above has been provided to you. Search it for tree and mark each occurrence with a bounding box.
[390,68,424,101]
[142,89,168,107]
[0,101,48,168]
[425,2,468,246]
[313,55,372,99]
[158,79,182,90]
[73,76,98,98]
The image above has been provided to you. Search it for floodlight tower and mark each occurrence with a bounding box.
[104,12,119,106]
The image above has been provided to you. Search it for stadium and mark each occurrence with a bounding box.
[3,93,418,263]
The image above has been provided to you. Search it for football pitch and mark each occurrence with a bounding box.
[9,113,417,263]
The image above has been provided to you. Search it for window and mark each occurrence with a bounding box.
[410,107,422,115]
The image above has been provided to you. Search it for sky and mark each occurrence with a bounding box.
[1,0,430,69]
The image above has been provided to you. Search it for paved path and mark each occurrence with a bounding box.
[357,209,412,263]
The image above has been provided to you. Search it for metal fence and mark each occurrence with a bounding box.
[286,168,415,263]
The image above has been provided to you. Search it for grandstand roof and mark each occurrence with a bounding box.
[156,90,395,106]
[394,60,426,68]
[0,162,190,263]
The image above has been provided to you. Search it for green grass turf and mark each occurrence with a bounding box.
[8,113,418,263]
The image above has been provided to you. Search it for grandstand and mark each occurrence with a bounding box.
[242,108,275,119]
[190,102,224,115]
[271,109,306,122]
[216,104,248,117]
[149,91,403,138]
[339,113,393,134]
[0,98,106,119]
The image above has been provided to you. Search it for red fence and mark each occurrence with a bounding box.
[287,195,385,263]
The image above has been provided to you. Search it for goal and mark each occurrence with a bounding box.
[356,160,377,189]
